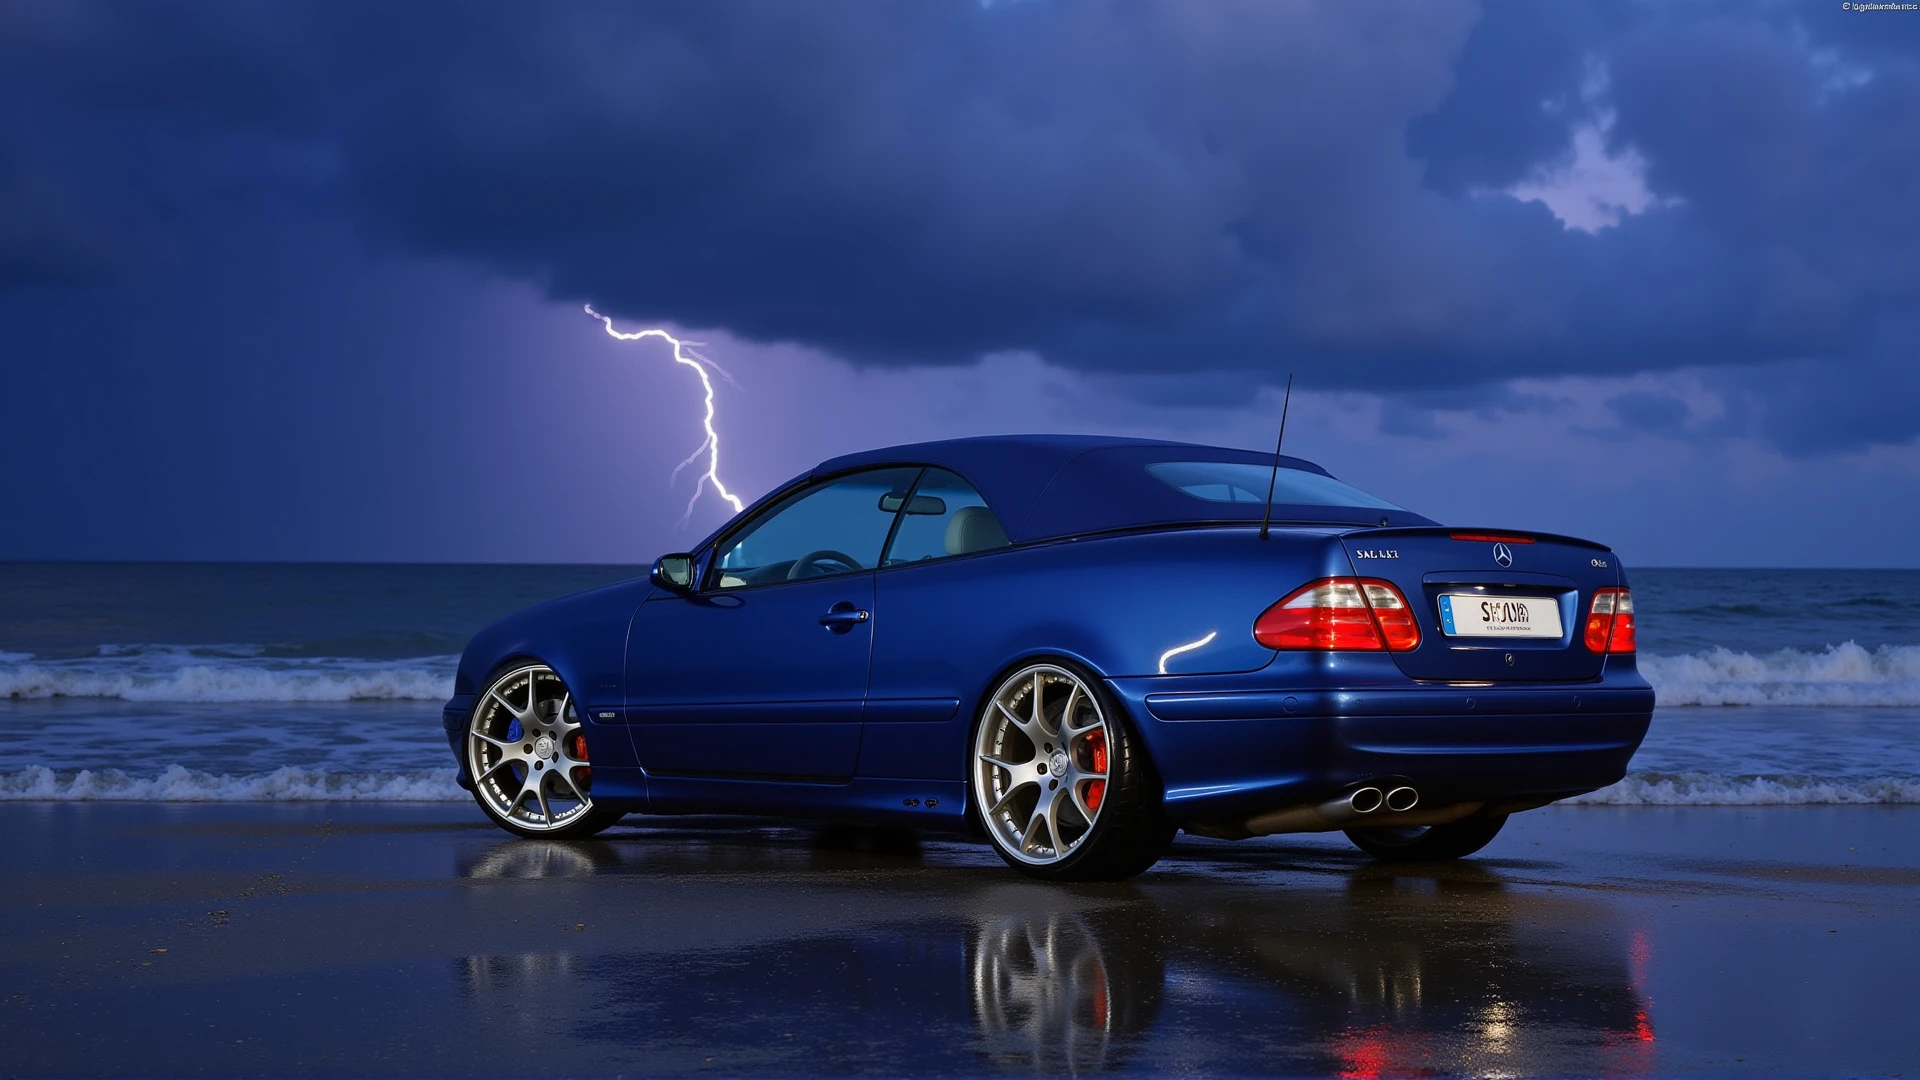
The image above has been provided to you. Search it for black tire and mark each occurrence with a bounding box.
[970,659,1175,882]
[1344,814,1508,862]
[466,662,624,841]
[472,790,623,842]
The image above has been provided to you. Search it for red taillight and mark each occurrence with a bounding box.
[1254,578,1422,652]
[1584,587,1636,653]
[1449,532,1536,544]
[1360,581,1422,651]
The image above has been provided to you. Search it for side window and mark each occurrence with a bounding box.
[881,468,1009,566]
[711,468,920,589]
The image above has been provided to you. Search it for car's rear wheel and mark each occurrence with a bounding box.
[1344,814,1508,862]
[971,661,1173,881]
[467,663,621,840]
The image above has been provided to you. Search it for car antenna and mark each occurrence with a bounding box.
[1258,373,1295,542]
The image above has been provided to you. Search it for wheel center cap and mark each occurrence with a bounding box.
[533,736,555,758]
[1049,750,1069,777]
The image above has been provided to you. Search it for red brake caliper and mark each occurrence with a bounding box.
[1083,729,1108,811]
[569,732,591,791]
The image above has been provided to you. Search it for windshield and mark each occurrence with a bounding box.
[1146,460,1402,511]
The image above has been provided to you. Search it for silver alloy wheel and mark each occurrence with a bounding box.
[467,664,594,832]
[973,664,1113,865]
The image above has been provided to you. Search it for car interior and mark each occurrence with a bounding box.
[712,467,1010,589]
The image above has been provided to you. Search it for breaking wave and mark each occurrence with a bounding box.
[3,764,1910,805]
[1570,772,1920,805]
[0,646,454,702]
[0,764,465,801]
[1641,642,1920,707]
[8,640,1918,707]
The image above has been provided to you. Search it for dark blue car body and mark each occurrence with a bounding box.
[443,435,1653,843]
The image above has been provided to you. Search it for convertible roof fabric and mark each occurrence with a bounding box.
[812,434,1434,543]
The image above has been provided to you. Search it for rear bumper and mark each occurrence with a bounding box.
[1107,661,1654,829]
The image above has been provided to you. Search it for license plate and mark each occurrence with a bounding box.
[1437,594,1563,639]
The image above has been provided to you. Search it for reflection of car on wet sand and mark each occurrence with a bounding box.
[444,435,1654,878]
[454,834,1657,1076]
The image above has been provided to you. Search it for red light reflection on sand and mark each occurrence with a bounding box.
[1600,929,1657,1076]
[1333,1024,1437,1079]
[1628,928,1656,1041]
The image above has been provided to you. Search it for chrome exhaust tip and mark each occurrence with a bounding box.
[1384,786,1420,812]
[1349,786,1384,814]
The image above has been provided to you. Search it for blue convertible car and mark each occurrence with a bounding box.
[444,435,1652,879]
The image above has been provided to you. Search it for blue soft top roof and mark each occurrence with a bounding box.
[813,434,1433,543]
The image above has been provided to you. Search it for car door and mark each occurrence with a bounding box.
[626,467,922,781]
[861,468,1013,780]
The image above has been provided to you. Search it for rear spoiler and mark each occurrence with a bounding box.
[1336,525,1613,552]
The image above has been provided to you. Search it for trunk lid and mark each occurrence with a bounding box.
[1340,527,1621,682]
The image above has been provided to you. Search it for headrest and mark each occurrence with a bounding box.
[944,505,1010,556]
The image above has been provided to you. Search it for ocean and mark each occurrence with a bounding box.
[2,563,1917,804]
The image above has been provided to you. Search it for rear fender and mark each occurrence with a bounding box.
[877,525,1357,680]
[865,524,1352,786]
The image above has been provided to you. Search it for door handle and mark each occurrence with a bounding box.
[818,603,871,632]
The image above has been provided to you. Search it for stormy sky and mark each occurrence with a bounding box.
[3,0,1916,565]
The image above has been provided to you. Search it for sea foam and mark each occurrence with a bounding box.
[0,646,454,702]
[1639,641,1920,707]
[0,764,466,801]
[1569,771,1920,805]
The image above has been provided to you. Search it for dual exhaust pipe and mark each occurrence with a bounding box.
[1348,783,1419,815]
[1235,779,1446,837]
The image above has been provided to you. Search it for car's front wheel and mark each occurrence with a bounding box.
[1344,814,1508,862]
[467,663,621,840]
[971,661,1173,881]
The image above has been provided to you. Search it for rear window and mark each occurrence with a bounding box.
[1146,461,1402,510]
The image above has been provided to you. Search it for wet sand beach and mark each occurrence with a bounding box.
[3,804,1916,1077]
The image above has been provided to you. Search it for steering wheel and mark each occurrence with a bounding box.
[786,549,863,580]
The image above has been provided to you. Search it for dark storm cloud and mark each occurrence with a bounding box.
[1405,2,1626,195]
[1607,391,1692,435]
[3,0,1917,451]
[1381,383,1582,441]
[1724,337,1920,457]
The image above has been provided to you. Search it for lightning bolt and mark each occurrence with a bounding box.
[585,304,746,526]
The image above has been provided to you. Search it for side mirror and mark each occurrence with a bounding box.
[650,553,696,593]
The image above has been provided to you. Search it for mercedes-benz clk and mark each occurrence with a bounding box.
[444,435,1653,879]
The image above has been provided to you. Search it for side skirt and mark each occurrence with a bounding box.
[638,774,970,829]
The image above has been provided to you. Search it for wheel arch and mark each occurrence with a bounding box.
[961,650,1164,821]
[467,652,627,771]
[469,650,593,712]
